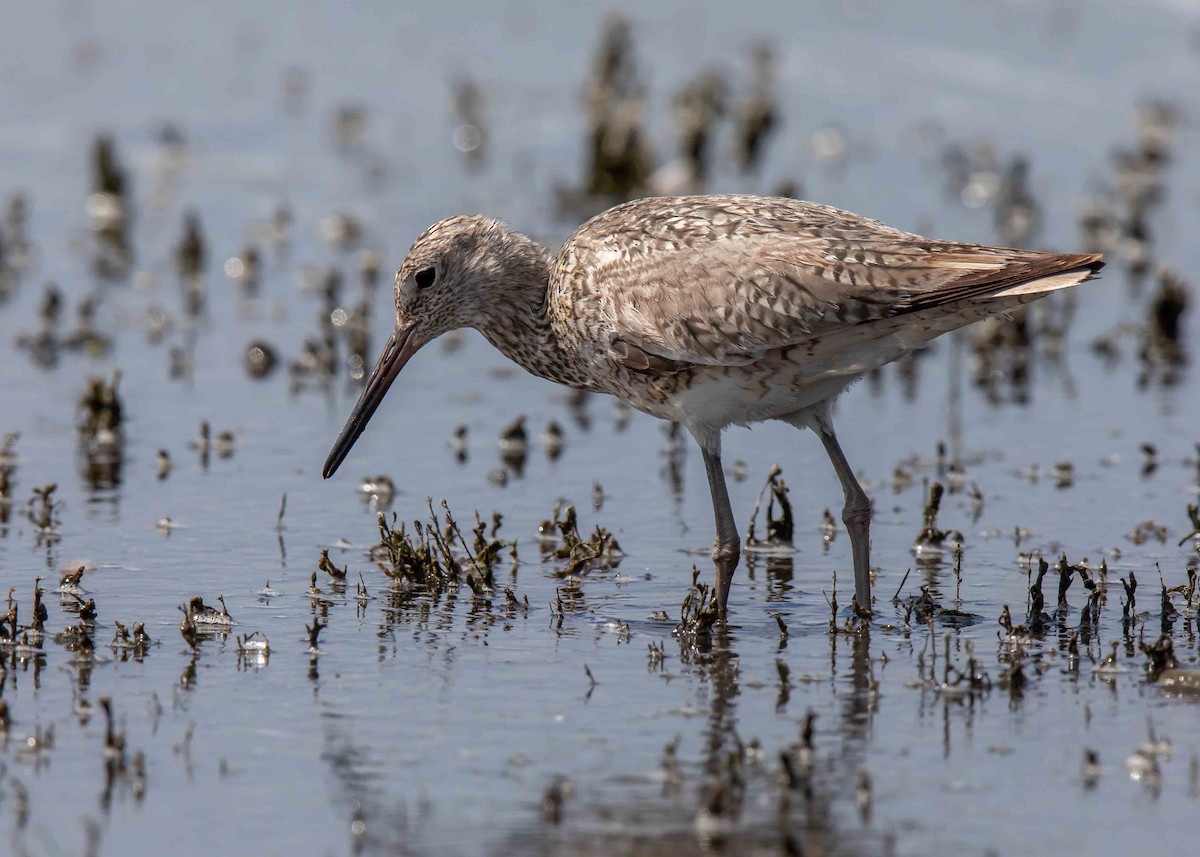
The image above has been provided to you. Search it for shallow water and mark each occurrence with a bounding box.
[2,2,1200,855]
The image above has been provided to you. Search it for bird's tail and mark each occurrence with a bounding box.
[795,256,1103,378]
[978,258,1103,300]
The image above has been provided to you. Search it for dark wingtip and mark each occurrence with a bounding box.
[1051,253,1104,278]
[1076,253,1105,276]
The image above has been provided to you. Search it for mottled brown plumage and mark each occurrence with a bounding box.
[324,194,1102,617]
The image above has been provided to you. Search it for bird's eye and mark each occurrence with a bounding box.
[414,267,436,290]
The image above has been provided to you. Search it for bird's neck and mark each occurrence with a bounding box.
[473,246,588,388]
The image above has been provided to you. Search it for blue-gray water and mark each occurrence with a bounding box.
[1,1,1199,854]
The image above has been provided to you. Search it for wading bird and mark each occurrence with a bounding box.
[323,195,1101,617]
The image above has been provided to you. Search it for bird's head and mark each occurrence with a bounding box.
[322,215,547,478]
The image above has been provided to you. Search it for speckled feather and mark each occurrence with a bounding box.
[391,194,1101,439]
[552,195,1099,365]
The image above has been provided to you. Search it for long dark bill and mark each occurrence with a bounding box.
[322,325,420,479]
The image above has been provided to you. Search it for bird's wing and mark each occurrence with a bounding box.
[561,196,1100,368]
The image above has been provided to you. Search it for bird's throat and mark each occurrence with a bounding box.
[476,284,587,388]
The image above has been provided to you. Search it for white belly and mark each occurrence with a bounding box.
[663,368,856,432]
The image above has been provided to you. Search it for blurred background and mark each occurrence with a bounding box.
[0,1,1198,855]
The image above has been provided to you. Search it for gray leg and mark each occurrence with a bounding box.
[699,440,740,617]
[814,419,872,612]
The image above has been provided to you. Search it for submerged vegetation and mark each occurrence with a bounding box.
[372,499,516,593]
[1,5,1200,857]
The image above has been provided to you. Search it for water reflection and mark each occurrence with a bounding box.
[2,3,1200,856]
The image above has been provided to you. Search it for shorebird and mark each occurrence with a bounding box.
[323,195,1101,617]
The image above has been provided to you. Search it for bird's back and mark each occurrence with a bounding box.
[550,194,1101,372]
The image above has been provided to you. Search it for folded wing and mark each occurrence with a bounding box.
[563,196,1101,370]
